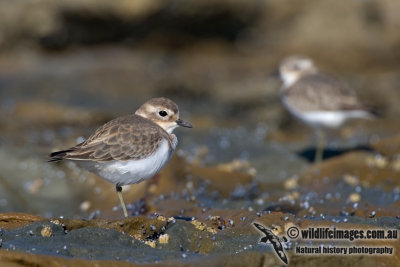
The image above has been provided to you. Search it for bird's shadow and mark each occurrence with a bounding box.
[297,145,374,162]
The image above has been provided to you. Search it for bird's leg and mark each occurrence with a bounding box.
[315,128,325,163]
[116,185,128,218]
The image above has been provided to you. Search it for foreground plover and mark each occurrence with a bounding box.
[279,55,374,162]
[49,97,192,217]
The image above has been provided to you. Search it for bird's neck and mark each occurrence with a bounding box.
[281,72,301,88]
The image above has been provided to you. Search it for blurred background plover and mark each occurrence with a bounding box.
[279,55,375,162]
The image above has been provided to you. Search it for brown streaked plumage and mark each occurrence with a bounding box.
[49,97,192,218]
[49,114,172,162]
[282,73,366,113]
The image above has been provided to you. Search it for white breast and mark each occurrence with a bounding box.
[281,93,372,128]
[85,139,176,186]
[286,108,372,129]
[302,110,372,128]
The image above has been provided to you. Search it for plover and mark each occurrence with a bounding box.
[279,55,374,162]
[49,97,192,217]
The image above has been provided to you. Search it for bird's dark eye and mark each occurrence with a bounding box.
[159,110,168,117]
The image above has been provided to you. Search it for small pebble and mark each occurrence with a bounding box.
[191,220,206,231]
[41,226,52,237]
[79,200,91,212]
[348,193,361,203]
[343,174,359,186]
[157,215,167,222]
[159,234,169,244]
[284,176,298,190]
[145,240,156,248]
[206,227,218,234]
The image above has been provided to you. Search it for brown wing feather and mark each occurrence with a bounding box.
[52,114,168,162]
[284,73,366,112]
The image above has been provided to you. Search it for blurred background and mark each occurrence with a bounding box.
[0,0,400,219]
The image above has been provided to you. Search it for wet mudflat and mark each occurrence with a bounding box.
[1,0,400,266]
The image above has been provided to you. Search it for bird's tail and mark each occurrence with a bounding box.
[365,105,382,118]
[48,149,74,162]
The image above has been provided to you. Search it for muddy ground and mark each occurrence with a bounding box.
[0,0,400,266]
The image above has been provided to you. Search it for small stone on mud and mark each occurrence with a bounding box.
[284,176,298,190]
[209,216,220,221]
[369,211,376,218]
[190,220,206,231]
[40,226,52,237]
[145,240,156,248]
[148,184,157,194]
[206,227,218,234]
[158,234,169,244]
[366,155,389,169]
[391,157,400,171]
[79,201,91,212]
[50,220,62,226]
[348,193,361,203]
[284,191,300,201]
[217,159,254,175]
[157,215,167,222]
[343,174,359,186]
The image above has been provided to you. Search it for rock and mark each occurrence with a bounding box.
[298,151,400,191]
[158,220,216,254]
[0,211,399,266]
[0,212,44,230]
[60,216,168,241]
[370,133,400,158]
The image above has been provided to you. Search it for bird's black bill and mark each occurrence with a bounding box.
[176,119,192,128]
